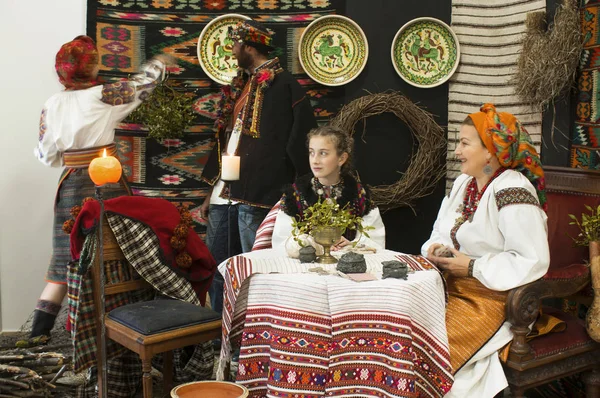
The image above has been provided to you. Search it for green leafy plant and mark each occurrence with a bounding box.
[569,204,600,246]
[128,78,196,141]
[291,198,373,244]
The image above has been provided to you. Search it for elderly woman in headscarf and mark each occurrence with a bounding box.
[423,104,550,397]
[28,35,173,343]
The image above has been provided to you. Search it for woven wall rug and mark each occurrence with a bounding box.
[87,0,346,238]
[573,0,600,171]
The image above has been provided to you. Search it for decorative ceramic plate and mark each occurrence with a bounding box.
[197,13,250,85]
[391,17,460,88]
[299,15,368,86]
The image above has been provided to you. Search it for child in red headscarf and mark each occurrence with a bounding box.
[26,35,174,343]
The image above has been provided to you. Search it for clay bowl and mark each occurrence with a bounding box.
[171,381,249,398]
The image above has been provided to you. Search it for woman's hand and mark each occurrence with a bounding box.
[429,248,471,277]
[426,243,445,260]
[331,236,351,251]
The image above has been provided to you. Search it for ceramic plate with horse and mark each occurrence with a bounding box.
[197,13,250,85]
[391,17,460,88]
[299,15,368,87]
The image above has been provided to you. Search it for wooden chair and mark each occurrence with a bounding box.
[503,166,600,397]
[91,216,222,398]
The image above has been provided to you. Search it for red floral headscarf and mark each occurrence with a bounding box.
[468,103,547,209]
[55,35,99,90]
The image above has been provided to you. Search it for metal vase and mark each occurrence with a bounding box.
[312,226,342,264]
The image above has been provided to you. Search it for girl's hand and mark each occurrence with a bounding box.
[331,236,351,251]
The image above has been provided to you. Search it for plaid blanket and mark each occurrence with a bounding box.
[218,250,453,397]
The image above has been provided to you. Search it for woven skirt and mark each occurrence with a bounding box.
[46,168,129,284]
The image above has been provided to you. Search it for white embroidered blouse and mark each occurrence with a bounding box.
[34,59,166,167]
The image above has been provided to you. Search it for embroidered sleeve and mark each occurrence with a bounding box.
[34,107,61,167]
[495,187,540,210]
[38,107,47,142]
[100,58,165,106]
[101,81,136,105]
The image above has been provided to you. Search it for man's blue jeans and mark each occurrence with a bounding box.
[206,204,270,314]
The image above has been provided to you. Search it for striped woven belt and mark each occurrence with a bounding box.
[63,143,117,168]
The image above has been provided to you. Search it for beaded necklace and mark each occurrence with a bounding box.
[312,177,344,200]
[450,168,505,249]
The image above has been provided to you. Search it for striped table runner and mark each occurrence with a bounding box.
[217,249,453,396]
[447,0,546,189]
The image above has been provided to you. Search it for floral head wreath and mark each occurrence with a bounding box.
[228,20,274,49]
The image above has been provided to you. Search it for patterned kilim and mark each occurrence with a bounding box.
[446,0,545,190]
[220,251,454,397]
[86,0,345,238]
[573,0,600,170]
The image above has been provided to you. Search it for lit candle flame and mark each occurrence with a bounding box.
[102,148,107,158]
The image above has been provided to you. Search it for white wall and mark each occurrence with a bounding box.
[0,1,86,332]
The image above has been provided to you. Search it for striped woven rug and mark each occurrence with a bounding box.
[447,0,546,190]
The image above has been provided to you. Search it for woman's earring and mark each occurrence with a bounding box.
[483,160,493,175]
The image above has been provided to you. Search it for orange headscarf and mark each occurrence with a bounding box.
[55,35,99,90]
[468,103,547,209]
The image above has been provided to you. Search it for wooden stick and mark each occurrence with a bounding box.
[0,379,29,390]
[0,356,35,363]
[7,358,63,368]
[33,365,64,375]
[0,365,37,377]
[49,364,68,384]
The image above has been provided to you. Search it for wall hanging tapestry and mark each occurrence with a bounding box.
[573,0,600,171]
[298,14,368,86]
[391,17,460,88]
[87,0,345,237]
[446,0,546,190]
[330,92,446,211]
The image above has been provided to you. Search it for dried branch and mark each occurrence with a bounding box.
[330,91,446,211]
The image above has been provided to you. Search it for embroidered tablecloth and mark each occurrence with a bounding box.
[218,249,453,397]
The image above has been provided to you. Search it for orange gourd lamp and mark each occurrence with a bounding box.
[88,148,122,186]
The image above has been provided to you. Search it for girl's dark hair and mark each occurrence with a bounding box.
[307,125,354,174]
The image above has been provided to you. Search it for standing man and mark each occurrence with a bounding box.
[200,20,317,313]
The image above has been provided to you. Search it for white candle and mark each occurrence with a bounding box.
[221,154,240,181]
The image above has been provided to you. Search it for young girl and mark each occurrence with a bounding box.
[29,35,172,341]
[271,125,385,252]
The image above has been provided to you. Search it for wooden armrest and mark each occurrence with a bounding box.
[505,269,590,359]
